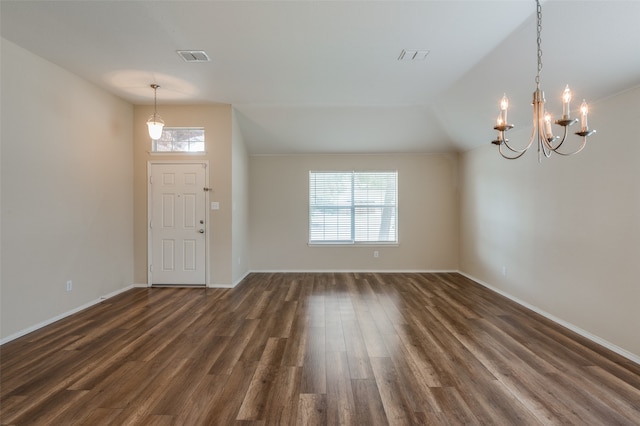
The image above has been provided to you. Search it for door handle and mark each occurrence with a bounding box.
[198,229,205,234]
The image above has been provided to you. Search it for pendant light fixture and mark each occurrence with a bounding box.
[147,84,164,140]
[491,0,596,161]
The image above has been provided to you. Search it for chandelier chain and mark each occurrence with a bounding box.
[535,0,543,88]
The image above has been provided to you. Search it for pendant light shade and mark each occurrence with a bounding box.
[147,84,164,140]
[147,117,164,140]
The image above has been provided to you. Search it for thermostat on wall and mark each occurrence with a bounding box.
[211,202,220,210]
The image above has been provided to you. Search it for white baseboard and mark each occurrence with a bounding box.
[457,271,640,366]
[247,269,458,274]
[232,271,251,287]
[206,271,252,289]
[0,285,135,346]
[207,283,235,289]
[205,270,459,289]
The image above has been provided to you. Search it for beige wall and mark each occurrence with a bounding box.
[1,39,134,340]
[231,110,250,283]
[133,104,244,287]
[459,86,640,360]
[249,153,459,271]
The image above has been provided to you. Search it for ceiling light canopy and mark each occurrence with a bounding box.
[492,0,596,161]
[147,84,164,140]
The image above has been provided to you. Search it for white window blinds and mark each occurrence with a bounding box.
[309,171,398,244]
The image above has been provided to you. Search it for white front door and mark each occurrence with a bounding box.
[149,162,207,285]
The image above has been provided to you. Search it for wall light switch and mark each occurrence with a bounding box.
[211,202,220,210]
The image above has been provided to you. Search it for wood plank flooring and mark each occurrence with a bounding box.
[2,272,640,425]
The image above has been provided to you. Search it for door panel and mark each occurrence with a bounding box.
[184,240,197,270]
[150,163,207,285]
[162,240,175,271]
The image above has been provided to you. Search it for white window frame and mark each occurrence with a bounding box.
[309,170,398,245]
[151,127,205,153]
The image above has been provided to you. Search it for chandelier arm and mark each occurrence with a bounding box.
[540,136,553,159]
[502,119,537,154]
[540,127,555,159]
[502,139,528,153]
[548,124,589,156]
[546,125,569,152]
[499,143,528,160]
[550,136,588,156]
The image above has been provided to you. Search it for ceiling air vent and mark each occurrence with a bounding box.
[177,50,210,62]
[398,49,430,61]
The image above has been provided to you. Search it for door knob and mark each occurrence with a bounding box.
[198,229,205,234]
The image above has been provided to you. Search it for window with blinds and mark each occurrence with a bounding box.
[309,171,398,244]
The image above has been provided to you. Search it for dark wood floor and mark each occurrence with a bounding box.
[1,273,640,425]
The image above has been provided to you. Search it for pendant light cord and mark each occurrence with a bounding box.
[151,84,160,119]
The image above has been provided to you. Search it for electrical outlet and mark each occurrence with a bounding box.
[66,280,73,291]
[374,250,379,258]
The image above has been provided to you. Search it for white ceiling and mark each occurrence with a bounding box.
[2,1,639,154]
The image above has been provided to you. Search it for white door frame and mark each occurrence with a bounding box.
[147,160,210,286]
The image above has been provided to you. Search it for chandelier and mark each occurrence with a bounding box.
[492,0,595,160]
[147,84,165,140]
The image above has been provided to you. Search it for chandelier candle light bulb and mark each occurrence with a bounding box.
[580,100,589,132]
[544,112,553,138]
[500,94,509,124]
[562,85,572,118]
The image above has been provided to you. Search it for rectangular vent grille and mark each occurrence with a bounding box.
[177,50,210,62]
[398,49,430,61]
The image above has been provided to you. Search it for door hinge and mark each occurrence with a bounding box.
[150,176,153,184]
[149,264,153,272]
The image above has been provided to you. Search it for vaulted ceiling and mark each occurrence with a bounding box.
[2,1,639,154]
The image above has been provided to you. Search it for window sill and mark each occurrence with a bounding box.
[308,242,399,248]
[148,151,208,155]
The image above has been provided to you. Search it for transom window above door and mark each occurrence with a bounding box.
[151,127,205,153]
